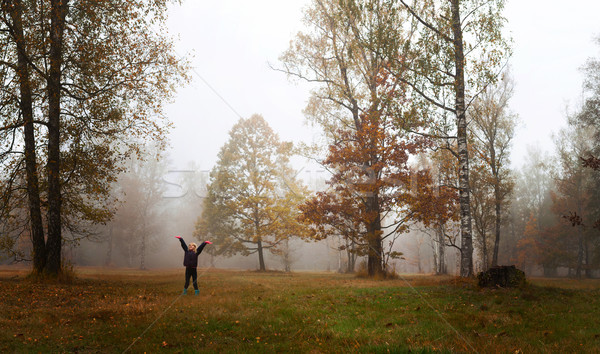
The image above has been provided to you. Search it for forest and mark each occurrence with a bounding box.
[3,1,600,352]
[1,0,599,281]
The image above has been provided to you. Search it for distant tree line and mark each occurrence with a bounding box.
[504,44,600,278]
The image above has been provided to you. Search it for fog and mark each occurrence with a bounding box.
[164,0,600,170]
[3,1,600,278]
[63,158,455,274]
[108,0,599,277]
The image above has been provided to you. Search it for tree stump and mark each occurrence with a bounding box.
[477,265,526,288]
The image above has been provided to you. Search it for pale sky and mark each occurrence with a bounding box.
[164,0,600,174]
[165,1,311,174]
[504,0,600,166]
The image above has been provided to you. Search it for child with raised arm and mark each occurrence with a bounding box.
[175,236,212,295]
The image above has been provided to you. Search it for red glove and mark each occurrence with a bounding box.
[175,236,182,239]
[205,241,213,244]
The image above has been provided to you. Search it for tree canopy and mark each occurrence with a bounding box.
[0,0,188,274]
[195,115,307,271]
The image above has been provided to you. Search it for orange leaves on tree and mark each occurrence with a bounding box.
[298,95,452,270]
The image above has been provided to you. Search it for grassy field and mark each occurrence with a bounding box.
[1,267,600,353]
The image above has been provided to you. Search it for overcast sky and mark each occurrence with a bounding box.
[164,0,600,175]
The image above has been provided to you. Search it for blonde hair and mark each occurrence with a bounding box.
[189,242,197,251]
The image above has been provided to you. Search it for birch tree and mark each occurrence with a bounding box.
[469,72,517,267]
[397,0,511,276]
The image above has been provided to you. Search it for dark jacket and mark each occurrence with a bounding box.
[179,238,208,268]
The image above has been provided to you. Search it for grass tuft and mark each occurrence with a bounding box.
[25,263,78,284]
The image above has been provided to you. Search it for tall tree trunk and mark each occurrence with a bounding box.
[451,0,474,277]
[283,238,292,272]
[481,232,488,271]
[576,203,584,278]
[257,238,266,271]
[416,238,422,273]
[576,231,583,279]
[584,237,591,278]
[140,231,146,270]
[491,145,501,267]
[8,0,47,273]
[45,0,68,274]
[126,243,133,268]
[365,125,384,277]
[105,225,113,267]
[437,224,446,274]
[575,188,584,278]
[337,236,343,273]
[366,231,383,276]
[432,239,438,273]
[366,193,383,276]
[492,193,501,266]
[346,238,356,273]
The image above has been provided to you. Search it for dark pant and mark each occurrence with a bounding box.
[184,267,198,290]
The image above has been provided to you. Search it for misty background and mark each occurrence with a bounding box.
[3,0,600,277]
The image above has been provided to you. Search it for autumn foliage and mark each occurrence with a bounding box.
[299,91,456,275]
[195,115,307,271]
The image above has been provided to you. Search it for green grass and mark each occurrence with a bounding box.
[1,267,599,353]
